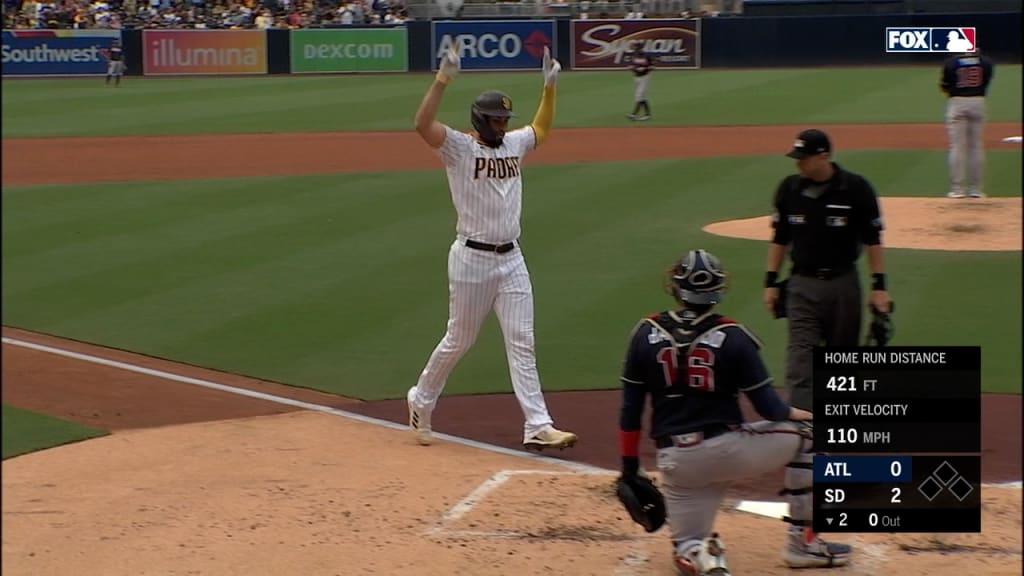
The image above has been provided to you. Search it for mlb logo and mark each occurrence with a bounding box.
[932,27,976,53]
[885,27,977,53]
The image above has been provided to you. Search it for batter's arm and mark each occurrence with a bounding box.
[414,78,448,149]
[530,84,556,147]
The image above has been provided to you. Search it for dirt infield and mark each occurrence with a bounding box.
[3,124,1022,575]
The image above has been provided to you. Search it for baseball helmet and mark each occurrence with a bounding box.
[668,249,727,306]
[471,90,515,148]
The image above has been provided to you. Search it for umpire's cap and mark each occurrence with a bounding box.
[669,249,727,306]
[786,129,832,158]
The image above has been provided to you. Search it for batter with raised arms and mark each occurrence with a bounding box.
[407,46,578,452]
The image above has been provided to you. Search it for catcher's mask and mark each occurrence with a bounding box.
[471,90,515,148]
[666,249,727,306]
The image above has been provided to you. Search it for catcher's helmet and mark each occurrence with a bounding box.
[471,90,515,148]
[668,249,727,306]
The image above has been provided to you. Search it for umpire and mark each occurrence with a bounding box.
[763,129,892,411]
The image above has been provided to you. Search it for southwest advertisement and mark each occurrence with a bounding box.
[290,28,407,73]
[431,20,555,71]
[1,29,121,76]
[571,19,701,70]
[143,30,266,76]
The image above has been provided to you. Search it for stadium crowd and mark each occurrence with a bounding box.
[2,0,410,29]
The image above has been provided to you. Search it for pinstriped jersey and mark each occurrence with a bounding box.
[437,125,536,245]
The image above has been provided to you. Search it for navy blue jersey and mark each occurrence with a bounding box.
[630,53,652,77]
[620,310,773,438]
[940,53,993,97]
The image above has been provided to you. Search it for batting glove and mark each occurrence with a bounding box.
[436,47,460,84]
[542,46,561,86]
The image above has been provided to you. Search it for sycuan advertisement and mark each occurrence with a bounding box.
[1,29,121,76]
[290,28,407,73]
[571,19,701,70]
[143,30,267,75]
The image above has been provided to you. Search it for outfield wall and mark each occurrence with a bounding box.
[2,12,1019,77]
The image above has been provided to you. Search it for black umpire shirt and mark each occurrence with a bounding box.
[771,162,883,274]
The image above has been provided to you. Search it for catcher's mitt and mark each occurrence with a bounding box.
[864,301,894,347]
[615,475,666,533]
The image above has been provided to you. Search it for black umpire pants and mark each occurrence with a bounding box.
[785,267,862,411]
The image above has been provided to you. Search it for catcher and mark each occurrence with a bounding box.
[616,249,851,575]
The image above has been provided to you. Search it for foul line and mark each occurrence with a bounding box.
[1,336,606,474]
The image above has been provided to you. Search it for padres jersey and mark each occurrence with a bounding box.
[437,125,536,244]
[620,310,771,437]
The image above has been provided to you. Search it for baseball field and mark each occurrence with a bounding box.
[2,65,1022,575]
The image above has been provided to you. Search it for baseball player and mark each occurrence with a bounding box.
[104,38,125,87]
[407,46,578,452]
[626,45,652,121]
[618,249,852,575]
[940,47,994,198]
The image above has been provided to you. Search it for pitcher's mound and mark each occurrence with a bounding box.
[704,197,1022,251]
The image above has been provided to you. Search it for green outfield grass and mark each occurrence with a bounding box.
[1,65,1020,138]
[2,404,109,459]
[4,150,1021,399]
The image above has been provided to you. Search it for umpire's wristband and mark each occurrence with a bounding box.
[871,273,887,291]
[765,271,779,288]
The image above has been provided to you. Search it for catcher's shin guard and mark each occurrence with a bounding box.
[780,445,851,568]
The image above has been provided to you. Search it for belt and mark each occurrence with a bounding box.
[655,425,736,449]
[465,239,516,254]
[794,266,853,280]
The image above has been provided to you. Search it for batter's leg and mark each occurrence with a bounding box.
[784,276,821,411]
[412,243,498,411]
[494,251,554,437]
[946,99,968,197]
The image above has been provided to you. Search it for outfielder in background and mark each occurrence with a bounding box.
[940,46,994,198]
[617,249,848,575]
[407,46,578,452]
[104,38,124,87]
[627,44,653,121]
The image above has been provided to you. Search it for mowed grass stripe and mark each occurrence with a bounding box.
[2,66,1020,138]
[3,151,1021,398]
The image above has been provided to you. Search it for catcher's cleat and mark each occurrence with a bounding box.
[783,529,851,568]
[406,387,433,446]
[524,426,577,451]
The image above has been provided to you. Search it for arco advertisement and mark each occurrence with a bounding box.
[2,29,121,76]
[143,30,267,76]
[290,28,407,73]
[431,20,555,71]
[571,19,701,70]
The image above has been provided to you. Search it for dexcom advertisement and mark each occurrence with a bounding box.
[431,20,555,71]
[2,30,121,76]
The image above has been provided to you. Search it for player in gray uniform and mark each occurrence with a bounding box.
[940,48,994,198]
[105,39,125,87]
[618,249,851,575]
[627,45,652,121]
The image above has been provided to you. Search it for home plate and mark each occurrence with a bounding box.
[735,500,788,519]
[1002,136,1022,143]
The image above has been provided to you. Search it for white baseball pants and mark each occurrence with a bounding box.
[411,238,554,438]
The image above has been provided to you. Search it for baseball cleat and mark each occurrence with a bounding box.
[636,115,651,121]
[947,191,966,198]
[968,190,986,198]
[523,426,577,451]
[782,529,851,568]
[407,387,433,446]
[627,114,637,120]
